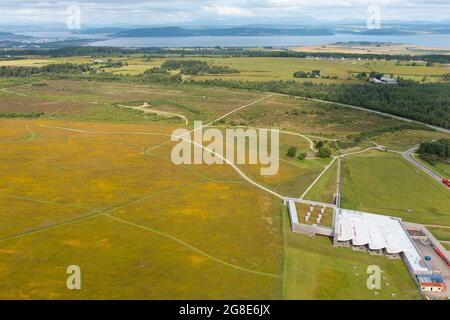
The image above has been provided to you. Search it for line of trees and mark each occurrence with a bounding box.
[3,46,450,63]
[417,139,450,164]
[0,63,92,77]
[160,60,238,75]
[143,67,182,83]
[0,112,44,118]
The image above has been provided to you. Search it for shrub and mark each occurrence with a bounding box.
[286,146,297,158]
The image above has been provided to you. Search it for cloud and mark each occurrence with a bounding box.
[203,5,254,17]
[0,0,448,25]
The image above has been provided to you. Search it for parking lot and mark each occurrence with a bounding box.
[413,238,450,299]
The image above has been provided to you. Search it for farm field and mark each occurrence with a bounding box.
[341,150,450,226]
[292,43,450,56]
[3,55,450,84]
[0,119,283,299]
[118,56,450,83]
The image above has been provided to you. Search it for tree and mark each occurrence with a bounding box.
[293,71,308,78]
[286,146,297,158]
[315,141,324,148]
[298,152,307,160]
[317,147,332,158]
[417,139,449,163]
[311,70,321,77]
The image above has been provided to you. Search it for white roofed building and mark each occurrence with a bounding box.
[333,209,432,275]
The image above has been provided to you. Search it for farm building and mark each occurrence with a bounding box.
[369,77,398,85]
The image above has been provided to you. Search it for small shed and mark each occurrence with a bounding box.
[305,150,315,160]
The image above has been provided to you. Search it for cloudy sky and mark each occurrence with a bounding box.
[0,0,449,26]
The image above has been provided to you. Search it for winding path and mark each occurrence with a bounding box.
[119,103,189,125]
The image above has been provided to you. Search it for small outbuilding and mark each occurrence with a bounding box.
[420,282,446,292]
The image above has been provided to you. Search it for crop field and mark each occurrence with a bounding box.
[4,55,449,84]
[0,119,284,299]
[341,150,450,226]
[107,56,450,83]
[292,43,450,56]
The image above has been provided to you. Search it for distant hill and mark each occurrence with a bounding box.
[114,27,334,37]
[78,27,129,35]
[336,29,416,36]
[0,32,32,40]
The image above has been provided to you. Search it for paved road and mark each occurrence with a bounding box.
[402,146,447,188]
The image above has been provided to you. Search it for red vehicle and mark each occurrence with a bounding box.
[443,179,450,188]
[433,245,450,267]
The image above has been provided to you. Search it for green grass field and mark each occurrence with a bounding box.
[341,150,450,226]
[427,227,450,242]
[304,160,338,204]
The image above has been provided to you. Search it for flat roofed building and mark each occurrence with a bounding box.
[420,282,446,292]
